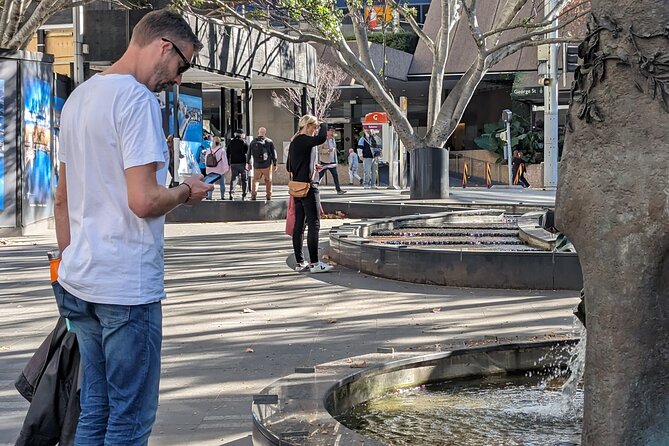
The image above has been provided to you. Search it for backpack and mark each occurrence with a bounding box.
[251,139,269,163]
[205,148,220,167]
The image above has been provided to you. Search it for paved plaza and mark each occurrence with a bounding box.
[0,186,578,445]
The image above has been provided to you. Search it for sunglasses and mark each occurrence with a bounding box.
[161,38,191,75]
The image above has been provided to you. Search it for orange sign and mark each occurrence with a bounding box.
[362,112,389,124]
[364,6,393,31]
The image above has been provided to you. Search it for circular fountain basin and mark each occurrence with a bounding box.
[328,209,582,290]
[251,339,578,446]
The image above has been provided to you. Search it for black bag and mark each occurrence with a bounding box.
[251,140,268,163]
[205,148,220,168]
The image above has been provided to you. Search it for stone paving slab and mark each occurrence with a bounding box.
[0,211,576,446]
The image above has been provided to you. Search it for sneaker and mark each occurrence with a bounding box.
[309,261,333,273]
[251,195,257,201]
[337,190,347,195]
[295,261,310,272]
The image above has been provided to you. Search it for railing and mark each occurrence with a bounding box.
[450,152,509,185]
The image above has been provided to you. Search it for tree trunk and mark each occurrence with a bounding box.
[556,1,669,445]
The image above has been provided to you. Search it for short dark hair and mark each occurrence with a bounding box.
[131,9,203,52]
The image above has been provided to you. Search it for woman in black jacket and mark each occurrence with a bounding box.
[286,115,333,273]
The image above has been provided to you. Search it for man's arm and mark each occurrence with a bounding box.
[125,164,212,218]
[54,162,70,252]
[269,140,278,167]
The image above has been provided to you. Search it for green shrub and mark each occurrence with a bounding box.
[365,32,419,53]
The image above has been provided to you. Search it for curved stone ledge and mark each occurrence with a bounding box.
[252,340,577,446]
[328,210,582,290]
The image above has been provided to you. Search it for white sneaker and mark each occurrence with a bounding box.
[309,261,333,273]
[295,261,310,272]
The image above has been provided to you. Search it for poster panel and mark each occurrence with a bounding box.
[168,87,204,176]
[21,60,54,225]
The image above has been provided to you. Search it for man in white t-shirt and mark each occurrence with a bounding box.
[52,10,212,445]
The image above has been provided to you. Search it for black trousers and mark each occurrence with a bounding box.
[292,186,321,264]
[318,166,342,191]
[229,164,248,197]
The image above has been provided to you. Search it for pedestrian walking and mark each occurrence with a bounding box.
[204,136,229,199]
[318,127,346,194]
[53,10,211,445]
[348,147,361,185]
[286,115,333,273]
[247,127,277,201]
[512,150,531,188]
[227,129,249,200]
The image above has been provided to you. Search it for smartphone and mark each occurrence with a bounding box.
[202,173,222,184]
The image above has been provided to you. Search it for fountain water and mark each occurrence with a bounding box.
[334,322,587,445]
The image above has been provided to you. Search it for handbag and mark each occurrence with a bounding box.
[288,180,310,198]
[285,196,296,236]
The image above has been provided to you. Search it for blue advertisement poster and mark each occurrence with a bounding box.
[22,63,52,216]
[168,90,204,175]
[0,79,4,211]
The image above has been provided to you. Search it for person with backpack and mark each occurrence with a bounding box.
[318,126,346,194]
[227,129,249,200]
[247,127,277,201]
[204,136,229,199]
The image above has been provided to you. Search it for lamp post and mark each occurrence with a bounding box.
[543,0,559,188]
[502,109,513,186]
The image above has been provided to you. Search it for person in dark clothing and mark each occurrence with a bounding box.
[512,149,531,188]
[247,127,278,200]
[358,129,377,189]
[227,129,249,200]
[286,115,333,273]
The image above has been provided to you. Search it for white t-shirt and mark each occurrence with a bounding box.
[58,74,169,305]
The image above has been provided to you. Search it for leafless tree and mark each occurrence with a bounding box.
[271,62,346,120]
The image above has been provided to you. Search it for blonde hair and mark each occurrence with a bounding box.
[291,114,319,141]
[212,136,221,146]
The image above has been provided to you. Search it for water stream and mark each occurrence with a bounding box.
[337,321,587,445]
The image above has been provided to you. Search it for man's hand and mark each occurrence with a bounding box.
[273,164,278,172]
[182,174,212,204]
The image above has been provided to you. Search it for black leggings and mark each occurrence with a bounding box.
[292,186,321,264]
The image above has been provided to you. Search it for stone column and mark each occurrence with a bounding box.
[556,1,669,444]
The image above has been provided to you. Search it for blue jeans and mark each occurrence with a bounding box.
[362,158,376,188]
[53,281,162,446]
[206,176,226,199]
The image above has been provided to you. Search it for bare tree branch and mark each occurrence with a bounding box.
[345,0,376,75]
[271,62,346,120]
[387,0,434,52]
[484,6,589,59]
[490,0,529,33]
[483,0,587,39]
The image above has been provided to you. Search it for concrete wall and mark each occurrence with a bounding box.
[251,90,296,163]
